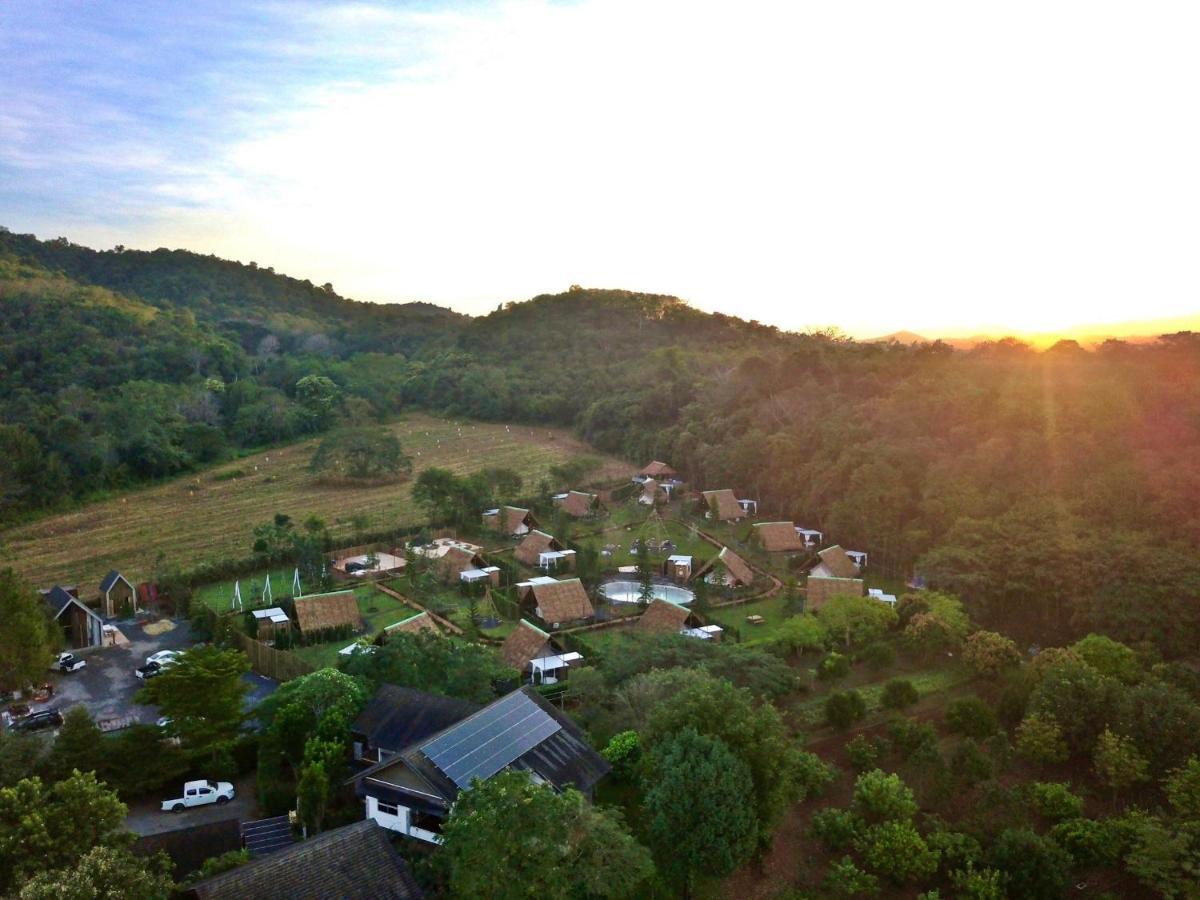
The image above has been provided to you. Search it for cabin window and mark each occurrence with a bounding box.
[377,802,400,817]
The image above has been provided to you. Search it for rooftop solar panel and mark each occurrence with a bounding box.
[423,691,562,789]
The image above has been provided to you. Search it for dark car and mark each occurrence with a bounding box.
[135,661,164,680]
[12,709,64,732]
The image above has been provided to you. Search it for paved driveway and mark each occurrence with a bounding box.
[125,773,259,836]
[44,618,278,728]
[50,617,200,726]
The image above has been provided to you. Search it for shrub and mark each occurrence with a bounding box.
[1050,817,1123,868]
[926,826,982,873]
[881,678,919,710]
[823,856,879,898]
[944,696,998,738]
[889,717,938,759]
[1070,633,1141,685]
[810,809,864,851]
[846,734,885,772]
[1015,713,1068,764]
[818,652,852,681]
[860,642,896,671]
[852,769,918,823]
[950,865,1006,900]
[856,820,940,884]
[601,730,641,782]
[1029,782,1084,820]
[826,691,867,729]
[1165,756,1200,817]
[795,750,837,800]
[950,739,994,785]
[987,828,1072,900]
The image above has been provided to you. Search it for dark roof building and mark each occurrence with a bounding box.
[353,684,479,763]
[133,818,242,881]
[44,585,105,648]
[356,687,609,844]
[187,820,421,900]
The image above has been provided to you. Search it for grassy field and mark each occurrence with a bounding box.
[704,594,793,643]
[0,413,628,590]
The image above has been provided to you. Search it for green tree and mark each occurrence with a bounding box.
[601,730,641,782]
[44,706,105,782]
[642,669,799,844]
[1165,756,1200,818]
[962,630,1021,677]
[1093,727,1149,797]
[296,759,329,834]
[0,568,58,693]
[1029,657,1121,755]
[0,730,44,788]
[852,769,918,823]
[341,631,513,704]
[825,690,867,729]
[308,426,411,481]
[17,845,173,900]
[1125,817,1200,899]
[294,374,340,429]
[819,595,898,649]
[258,668,367,772]
[0,771,131,895]
[824,855,880,897]
[136,646,250,763]
[642,728,757,894]
[944,696,998,738]
[1015,713,1069,765]
[775,614,827,659]
[881,678,919,709]
[987,828,1071,900]
[1070,633,1141,684]
[251,513,295,564]
[856,820,940,884]
[1118,679,1200,771]
[1028,782,1084,820]
[440,771,653,899]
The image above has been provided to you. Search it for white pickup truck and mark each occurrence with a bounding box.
[161,780,235,812]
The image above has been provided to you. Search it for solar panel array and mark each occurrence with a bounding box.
[422,691,562,789]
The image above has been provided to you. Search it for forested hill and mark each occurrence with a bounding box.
[3,228,1200,652]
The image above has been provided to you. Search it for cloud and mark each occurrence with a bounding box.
[3,0,1200,335]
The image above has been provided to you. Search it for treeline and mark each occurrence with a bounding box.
[3,228,1199,653]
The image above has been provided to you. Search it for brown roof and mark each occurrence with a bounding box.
[693,547,755,587]
[293,591,361,634]
[504,506,536,533]
[638,598,692,633]
[558,491,596,518]
[702,489,743,521]
[514,530,563,567]
[640,460,677,478]
[816,545,858,579]
[385,612,440,637]
[436,545,485,577]
[806,576,864,611]
[499,620,552,671]
[523,578,594,626]
[754,522,806,552]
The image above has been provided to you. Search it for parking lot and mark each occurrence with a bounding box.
[26,617,278,730]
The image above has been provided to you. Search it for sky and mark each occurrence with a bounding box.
[2,1,1199,338]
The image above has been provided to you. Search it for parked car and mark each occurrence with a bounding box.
[56,653,86,673]
[161,780,235,812]
[11,709,64,732]
[135,661,164,680]
[145,650,181,667]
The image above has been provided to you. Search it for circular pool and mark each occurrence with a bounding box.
[600,580,694,606]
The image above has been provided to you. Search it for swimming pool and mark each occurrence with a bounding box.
[600,580,695,605]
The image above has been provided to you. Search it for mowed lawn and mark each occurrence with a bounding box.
[0,413,628,589]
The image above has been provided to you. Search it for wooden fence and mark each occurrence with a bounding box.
[229,629,315,682]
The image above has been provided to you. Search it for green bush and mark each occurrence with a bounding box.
[823,856,879,898]
[860,642,896,671]
[950,739,994,785]
[881,678,919,710]
[826,690,867,729]
[795,750,837,800]
[944,696,998,739]
[846,734,886,772]
[818,652,852,681]
[855,820,940,884]
[889,717,938,759]
[810,808,864,850]
[1029,782,1084,820]
[601,731,640,782]
[1050,817,1123,868]
[987,828,1072,899]
[852,769,918,823]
